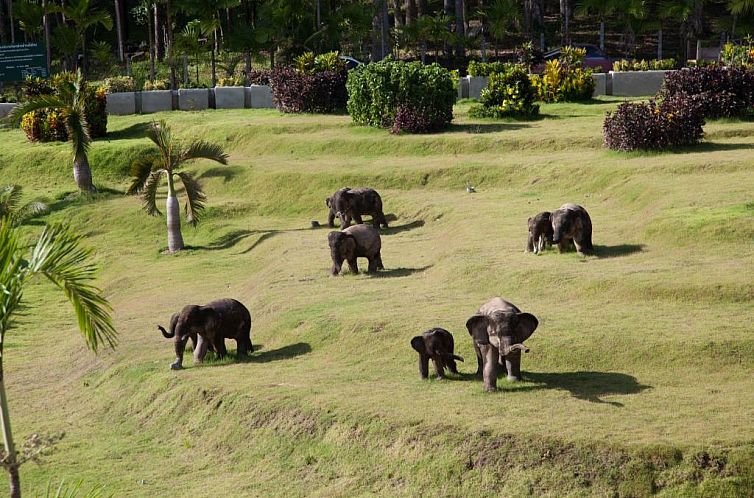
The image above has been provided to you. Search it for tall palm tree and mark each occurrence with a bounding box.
[0,217,117,498]
[0,185,49,227]
[8,71,97,192]
[577,0,617,51]
[48,0,113,73]
[128,121,228,253]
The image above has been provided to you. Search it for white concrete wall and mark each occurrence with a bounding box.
[247,85,273,109]
[0,102,16,118]
[215,86,246,109]
[106,92,136,115]
[592,73,607,97]
[140,90,173,113]
[178,88,209,111]
[610,70,670,97]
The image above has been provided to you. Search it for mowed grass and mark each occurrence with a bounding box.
[2,98,754,496]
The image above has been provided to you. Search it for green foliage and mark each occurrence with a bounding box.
[558,46,587,68]
[294,51,346,74]
[720,38,754,68]
[469,67,539,118]
[103,77,135,93]
[142,79,171,91]
[613,59,677,71]
[467,60,521,77]
[0,185,50,227]
[42,480,112,498]
[531,60,595,102]
[346,58,455,133]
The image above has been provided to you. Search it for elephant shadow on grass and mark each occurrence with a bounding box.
[196,342,312,367]
[382,220,425,235]
[594,244,645,258]
[455,370,650,407]
[372,265,433,278]
[197,166,244,183]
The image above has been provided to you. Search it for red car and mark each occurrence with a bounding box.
[535,44,614,73]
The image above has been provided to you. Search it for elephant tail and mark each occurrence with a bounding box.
[158,325,174,338]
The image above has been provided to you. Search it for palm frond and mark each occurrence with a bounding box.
[65,107,92,159]
[127,155,158,195]
[141,170,167,217]
[6,95,66,126]
[0,217,25,336]
[27,224,117,352]
[177,172,206,226]
[14,201,50,226]
[180,140,229,166]
[146,120,174,170]
[0,185,23,217]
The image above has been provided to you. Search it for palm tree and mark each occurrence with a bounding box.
[577,0,617,51]
[0,217,117,498]
[48,0,113,73]
[479,0,521,56]
[0,185,49,227]
[128,121,228,253]
[8,71,97,192]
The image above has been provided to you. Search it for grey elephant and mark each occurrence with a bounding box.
[466,297,539,392]
[158,298,253,370]
[551,203,594,256]
[410,328,464,379]
[328,187,388,229]
[328,224,384,275]
[526,211,553,254]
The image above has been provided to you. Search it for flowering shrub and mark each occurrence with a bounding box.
[531,59,594,102]
[720,39,754,68]
[347,58,454,133]
[658,66,754,119]
[104,76,135,93]
[469,67,539,118]
[603,97,704,151]
[217,75,244,87]
[269,66,348,113]
[467,60,520,77]
[143,79,170,90]
[613,59,677,72]
[19,73,107,142]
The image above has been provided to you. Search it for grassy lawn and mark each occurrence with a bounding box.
[1,98,753,496]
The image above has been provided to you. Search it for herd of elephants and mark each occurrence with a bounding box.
[158,187,595,392]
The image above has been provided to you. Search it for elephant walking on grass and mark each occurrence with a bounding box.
[158,298,253,370]
[526,211,554,254]
[551,204,594,255]
[466,297,539,392]
[327,187,388,229]
[328,224,384,275]
[411,328,464,379]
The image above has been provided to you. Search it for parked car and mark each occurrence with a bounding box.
[535,44,615,73]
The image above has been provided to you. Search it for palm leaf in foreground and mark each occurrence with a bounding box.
[177,172,206,225]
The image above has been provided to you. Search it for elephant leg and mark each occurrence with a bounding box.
[418,354,429,378]
[526,233,535,253]
[375,252,384,270]
[193,335,209,363]
[474,343,483,378]
[505,351,522,382]
[558,239,568,253]
[432,356,445,379]
[171,336,190,370]
[480,344,498,392]
[367,257,377,273]
[339,213,350,228]
[372,215,380,228]
[353,213,364,225]
[379,212,388,228]
[327,211,336,228]
[236,336,251,357]
[347,257,358,274]
[213,337,228,359]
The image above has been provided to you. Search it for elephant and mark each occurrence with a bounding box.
[466,297,539,392]
[551,203,594,256]
[158,298,253,370]
[410,328,464,379]
[526,211,553,254]
[328,224,384,275]
[328,187,388,229]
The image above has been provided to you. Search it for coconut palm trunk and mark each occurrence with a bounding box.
[0,364,21,498]
[165,173,184,252]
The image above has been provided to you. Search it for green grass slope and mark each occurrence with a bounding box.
[1,99,753,497]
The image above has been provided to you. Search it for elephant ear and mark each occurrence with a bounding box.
[341,235,356,256]
[202,308,221,332]
[325,197,332,208]
[515,312,539,343]
[410,336,426,354]
[465,315,490,344]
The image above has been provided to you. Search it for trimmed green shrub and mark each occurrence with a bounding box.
[467,60,521,77]
[469,67,539,118]
[103,76,135,93]
[603,96,705,151]
[346,58,455,133]
[613,59,677,72]
[531,59,595,102]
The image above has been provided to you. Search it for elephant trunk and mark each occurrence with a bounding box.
[503,343,530,355]
[158,324,174,338]
[330,243,343,275]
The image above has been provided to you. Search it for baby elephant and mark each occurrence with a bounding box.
[526,211,553,254]
[411,328,464,379]
[551,203,594,255]
[328,224,384,275]
[327,187,388,229]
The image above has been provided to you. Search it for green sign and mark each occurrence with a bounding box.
[0,43,47,82]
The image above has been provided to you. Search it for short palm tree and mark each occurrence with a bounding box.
[8,71,96,192]
[0,217,117,498]
[0,185,49,227]
[128,121,228,252]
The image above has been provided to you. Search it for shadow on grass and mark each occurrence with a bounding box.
[383,220,425,234]
[42,187,125,218]
[196,342,312,368]
[693,142,754,153]
[524,371,651,407]
[373,265,433,278]
[104,122,150,140]
[447,122,531,134]
[198,166,244,183]
[595,244,645,258]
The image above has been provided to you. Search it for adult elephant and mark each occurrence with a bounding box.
[551,203,594,255]
[328,187,388,229]
[158,298,253,370]
[466,297,539,392]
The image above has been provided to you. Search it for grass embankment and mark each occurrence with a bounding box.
[1,99,753,497]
